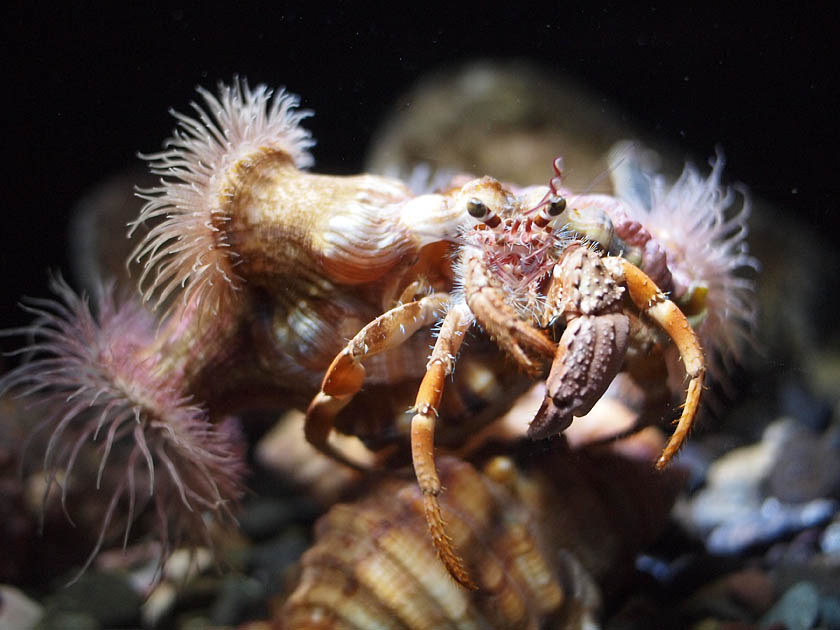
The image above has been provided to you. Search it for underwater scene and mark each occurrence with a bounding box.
[2,7,838,630]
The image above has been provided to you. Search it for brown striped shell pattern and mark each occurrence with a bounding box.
[277,441,685,630]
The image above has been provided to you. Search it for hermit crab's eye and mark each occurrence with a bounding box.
[533,194,568,229]
[466,197,502,228]
[547,195,566,216]
[466,197,490,219]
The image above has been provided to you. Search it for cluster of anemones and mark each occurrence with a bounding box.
[1,79,315,577]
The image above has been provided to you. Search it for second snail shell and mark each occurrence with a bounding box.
[278,446,683,629]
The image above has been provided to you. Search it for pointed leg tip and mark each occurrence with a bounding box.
[456,572,479,591]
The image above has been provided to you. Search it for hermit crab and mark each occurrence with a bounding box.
[306,162,707,587]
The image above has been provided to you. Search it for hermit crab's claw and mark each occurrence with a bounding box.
[619,259,706,469]
[528,312,631,440]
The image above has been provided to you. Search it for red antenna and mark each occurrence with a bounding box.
[530,157,567,228]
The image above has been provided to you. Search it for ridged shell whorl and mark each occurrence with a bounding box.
[280,456,570,629]
[278,447,684,629]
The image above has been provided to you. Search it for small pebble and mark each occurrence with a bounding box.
[248,529,310,590]
[760,581,820,630]
[41,571,141,628]
[682,568,775,622]
[726,568,776,614]
[706,498,837,555]
[165,548,213,582]
[210,575,265,626]
[820,596,840,630]
[238,497,300,541]
[179,614,214,630]
[821,521,840,555]
[37,610,99,630]
[0,585,43,630]
[142,583,176,628]
[779,380,832,432]
[765,528,822,566]
[766,426,840,503]
[679,420,795,534]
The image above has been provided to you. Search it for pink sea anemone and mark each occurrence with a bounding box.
[613,148,759,375]
[0,276,246,580]
[129,78,315,315]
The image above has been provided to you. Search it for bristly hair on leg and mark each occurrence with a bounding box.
[0,274,246,583]
[129,77,316,317]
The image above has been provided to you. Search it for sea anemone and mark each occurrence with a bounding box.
[613,147,759,374]
[0,276,246,580]
[129,77,315,315]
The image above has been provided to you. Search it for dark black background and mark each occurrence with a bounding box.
[3,3,837,350]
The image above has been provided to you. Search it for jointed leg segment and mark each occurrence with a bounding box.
[619,259,706,469]
[409,302,477,589]
[305,292,449,470]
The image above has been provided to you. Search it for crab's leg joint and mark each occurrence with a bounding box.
[409,302,477,590]
[305,291,449,470]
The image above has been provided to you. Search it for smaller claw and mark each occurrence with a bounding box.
[461,248,555,376]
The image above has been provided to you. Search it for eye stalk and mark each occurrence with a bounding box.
[533,194,568,229]
[467,197,501,227]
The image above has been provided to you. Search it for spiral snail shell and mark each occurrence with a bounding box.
[277,445,684,629]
